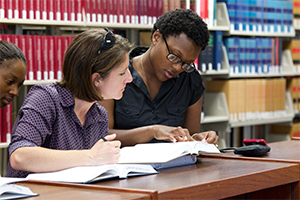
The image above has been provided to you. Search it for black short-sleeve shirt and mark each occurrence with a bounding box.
[114,47,205,130]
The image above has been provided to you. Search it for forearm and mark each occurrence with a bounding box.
[109,126,156,146]
[10,146,93,173]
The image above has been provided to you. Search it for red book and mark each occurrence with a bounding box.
[102,0,108,23]
[14,0,20,19]
[27,35,35,80]
[157,0,163,18]
[108,0,113,23]
[96,0,102,22]
[34,35,42,80]
[152,0,157,24]
[0,0,5,19]
[203,0,208,24]
[2,104,12,143]
[20,0,27,19]
[41,0,47,20]
[7,0,13,19]
[56,36,63,80]
[48,36,55,80]
[42,36,49,80]
[55,0,61,21]
[62,0,69,21]
[70,0,75,21]
[124,0,130,24]
[3,34,12,43]
[91,0,96,22]
[135,0,139,24]
[34,0,40,20]
[117,0,123,23]
[12,34,20,48]
[147,0,152,24]
[48,0,54,20]
[83,0,91,22]
[130,0,135,24]
[27,0,34,20]
[75,0,82,22]
[113,0,118,23]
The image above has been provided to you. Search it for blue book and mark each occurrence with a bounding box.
[235,0,244,31]
[224,37,239,74]
[239,38,247,73]
[273,0,282,33]
[248,38,256,74]
[248,0,256,32]
[267,0,275,33]
[255,0,264,32]
[242,0,250,31]
[213,31,223,71]
[255,37,262,73]
[262,0,269,32]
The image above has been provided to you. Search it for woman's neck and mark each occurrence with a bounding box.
[74,97,95,126]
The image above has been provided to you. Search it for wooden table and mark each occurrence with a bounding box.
[201,140,300,199]
[14,180,156,200]
[90,157,299,200]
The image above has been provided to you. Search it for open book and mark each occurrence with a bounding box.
[26,164,158,184]
[0,177,39,200]
[118,141,220,164]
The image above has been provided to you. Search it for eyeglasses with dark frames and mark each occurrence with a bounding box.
[162,35,196,73]
[98,28,115,54]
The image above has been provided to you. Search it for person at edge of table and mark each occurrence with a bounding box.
[0,40,27,109]
[99,9,219,146]
[5,28,133,178]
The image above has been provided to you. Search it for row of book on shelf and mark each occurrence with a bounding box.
[288,77,300,113]
[0,34,75,81]
[206,78,287,122]
[224,36,283,74]
[218,0,296,33]
[0,0,218,26]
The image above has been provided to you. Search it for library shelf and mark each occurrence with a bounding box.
[24,80,59,85]
[0,143,9,149]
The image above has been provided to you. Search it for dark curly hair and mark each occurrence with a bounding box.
[152,9,209,50]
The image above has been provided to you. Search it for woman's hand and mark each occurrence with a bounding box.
[88,134,121,165]
[152,125,192,142]
[191,131,219,145]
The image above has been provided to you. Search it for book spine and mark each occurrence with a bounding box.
[0,0,5,18]
[2,104,12,142]
[213,31,223,71]
[49,36,55,80]
[91,0,96,22]
[102,0,107,23]
[7,0,13,19]
[27,35,35,80]
[56,36,63,80]
[35,35,42,80]
[42,36,48,80]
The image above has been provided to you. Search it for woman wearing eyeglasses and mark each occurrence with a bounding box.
[6,28,133,178]
[99,9,218,146]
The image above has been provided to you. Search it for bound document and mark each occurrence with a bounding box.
[26,164,158,184]
[118,141,220,164]
[0,177,39,200]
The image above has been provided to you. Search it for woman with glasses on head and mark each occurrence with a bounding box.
[99,9,218,146]
[6,28,133,178]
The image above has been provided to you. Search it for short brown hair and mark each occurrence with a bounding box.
[58,28,131,102]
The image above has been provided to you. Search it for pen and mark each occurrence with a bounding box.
[101,136,107,142]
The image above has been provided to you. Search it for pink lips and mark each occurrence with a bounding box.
[165,70,174,79]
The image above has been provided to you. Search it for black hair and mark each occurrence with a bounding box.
[152,9,209,50]
[0,40,27,68]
